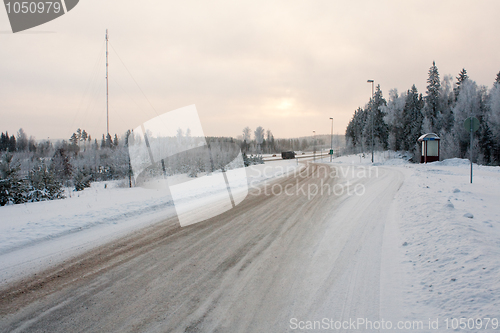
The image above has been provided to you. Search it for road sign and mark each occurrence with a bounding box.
[464,116,479,132]
[329,149,334,155]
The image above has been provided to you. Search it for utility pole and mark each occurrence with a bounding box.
[329,117,334,162]
[313,130,316,162]
[367,80,374,163]
[106,29,109,136]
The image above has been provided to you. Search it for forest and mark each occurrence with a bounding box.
[346,62,500,164]
[0,125,321,206]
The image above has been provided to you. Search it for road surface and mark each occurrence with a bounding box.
[0,163,404,332]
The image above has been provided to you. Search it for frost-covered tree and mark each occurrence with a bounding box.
[0,153,25,205]
[242,127,251,142]
[371,84,388,149]
[345,107,367,151]
[76,128,82,146]
[51,147,73,181]
[454,68,469,100]
[16,128,28,152]
[475,86,494,164]
[266,129,275,153]
[452,79,480,158]
[28,162,65,201]
[401,85,424,152]
[28,136,37,152]
[0,132,8,152]
[0,132,16,152]
[254,126,265,152]
[81,130,88,151]
[70,132,78,146]
[73,167,92,191]
[488,84,500,163]
[440,74,455,133]
[381,89,406,151]
[105,133,113,148]
[8,134,16,152]
[424,61,442,133]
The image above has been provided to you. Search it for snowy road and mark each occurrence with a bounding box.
[0,163,404,332]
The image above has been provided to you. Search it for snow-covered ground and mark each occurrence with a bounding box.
[0,160,303,285]
[2,151,500,327]
[395,159,500,324]
[326,152,500,328]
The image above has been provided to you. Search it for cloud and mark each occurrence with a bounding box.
[1,0,500,140]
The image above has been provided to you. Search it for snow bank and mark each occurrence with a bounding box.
[391,159,500,322]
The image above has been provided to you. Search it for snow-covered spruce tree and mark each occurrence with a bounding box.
[0,132,8,152]
[0,153,26,206]
[401,85,424,155]
[454,68,469,101]
[27,162,65,201]
[424,61,442,133]
[73,167,92,191]
[476,85,494,164]
[251,154,264,165]
[488,83,500,164]
[371,84,389,149]
[242,152,251,167]
[105,134,113,149]
[50,146,73,187]
[345,107,368,153]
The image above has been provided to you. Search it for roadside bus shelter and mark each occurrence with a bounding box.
[418,133,440,163]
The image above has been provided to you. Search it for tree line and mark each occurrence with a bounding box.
[346,62,500,164]
[240,126,325,154]
[2,122,332,206]
[0,128,130,206]
[1,127,268,206]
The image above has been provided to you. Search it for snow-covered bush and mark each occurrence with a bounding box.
[73,167,92,191]
[0,153,25,206]
[27,163,65,201]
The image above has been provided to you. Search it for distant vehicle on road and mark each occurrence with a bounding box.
[281,151,296,159]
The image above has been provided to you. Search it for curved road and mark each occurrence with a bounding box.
[0,163,404,332]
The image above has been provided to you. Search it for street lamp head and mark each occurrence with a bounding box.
[330,117,333,120]
[367,79,374,83]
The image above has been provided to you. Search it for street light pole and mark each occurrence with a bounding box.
[367,79,374,163]
[329,117,334,162]
[313,130,316,162]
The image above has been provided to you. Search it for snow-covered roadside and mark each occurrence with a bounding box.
[328,153,500,328]
[394,159,500,324]
[0,159,302,285]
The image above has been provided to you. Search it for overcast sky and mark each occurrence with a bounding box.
[1,0,500,141]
